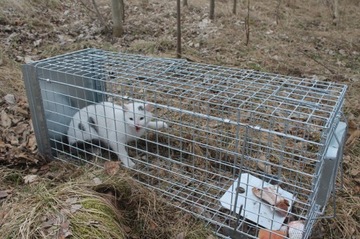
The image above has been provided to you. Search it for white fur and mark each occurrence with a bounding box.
[67,101,168,168]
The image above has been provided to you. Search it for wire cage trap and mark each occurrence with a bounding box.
[22,49,348,239]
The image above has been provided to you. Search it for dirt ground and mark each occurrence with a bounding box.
[0,0,359,238]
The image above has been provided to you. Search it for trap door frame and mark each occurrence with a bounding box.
[22,51,108,158]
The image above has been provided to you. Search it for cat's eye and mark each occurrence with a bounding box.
[140,117,144,120]
[129,117,133,121]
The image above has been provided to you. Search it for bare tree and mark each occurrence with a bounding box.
[177,0,182,58]
[141,0,149,7]
[91,0,106,28]
[111,0,125,37]
[233,0,237,14]
[79,0,108,31]
[275,0,281,25]
[209,0,215,20]
[245,0,250,45]
[333,0,339,25]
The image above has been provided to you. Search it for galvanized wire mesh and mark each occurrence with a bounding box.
[24,48,347,239]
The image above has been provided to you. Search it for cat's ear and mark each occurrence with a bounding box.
[145,104,152,112]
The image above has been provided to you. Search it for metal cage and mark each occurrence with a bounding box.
[22,48,347,239]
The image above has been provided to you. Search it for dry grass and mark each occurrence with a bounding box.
[0,0,359,238]
[0,163,211,239]
[0,52,25,96]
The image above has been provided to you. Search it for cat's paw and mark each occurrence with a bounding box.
[123,158,135,168]
[160,121,169,129]
[148,121,169,129]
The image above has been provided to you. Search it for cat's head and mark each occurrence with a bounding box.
[123,102,153,132]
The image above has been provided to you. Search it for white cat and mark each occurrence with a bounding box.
[67,101,168,168]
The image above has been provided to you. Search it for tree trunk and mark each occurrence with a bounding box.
[333,0,339,25]
[209,0,215,20]
[245,0,250,45]
[183,0,188,7]
[111,0,124,37]
[233,0,237,14]
[141,0,149,7]
[177,0,182,58]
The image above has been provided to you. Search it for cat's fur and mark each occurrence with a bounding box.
[67,101,168,168]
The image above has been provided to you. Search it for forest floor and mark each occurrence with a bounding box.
[0,0,359,238]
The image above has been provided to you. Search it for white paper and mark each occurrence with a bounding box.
[219,173,295,230]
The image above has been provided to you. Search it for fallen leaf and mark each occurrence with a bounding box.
[60,220,72,238]
[3,94,16,104]
[10,135,19,145]
[70,204,82,213]
[350,168,359,177]
[123,225,132,233]
[257,155,272,174]
[346,129,360,147]
[66,197,78,205]
[176,232,186,239]
[60,208,70,215]
[1,110,12,128]
[30,168,38,173]
[12,106,28,117]
[24,56,33,64]
[149,221,158,230]
[93,177,102,185]
[0,190,9,199]
[41,217,58,229]
[15,152,39,163]
[23,174,39,184]
[104,161,120,175]
[13,123,28,135]
[15,56,24,62]
[27,134,37,151]
[40,164,50,172]
[33,39,42,47]
[252,185,289,216]
[0,210,7,226]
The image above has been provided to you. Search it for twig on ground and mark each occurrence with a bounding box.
[275,0,281,25]
[78,0,97,14]
[301,50,336,74]
[91,0,109,31]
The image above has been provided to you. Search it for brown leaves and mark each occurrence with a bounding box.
[252,185,290,216]
[23,174,39,184]
[66,198,82,214]
[40,214,72,239]
[346,129,360,147]
[39,197,81,238]
[104,161,120,175]
[0,190,11,199]
[0,94,44,166]
[346,116,359,147]
[1,110,12,128]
